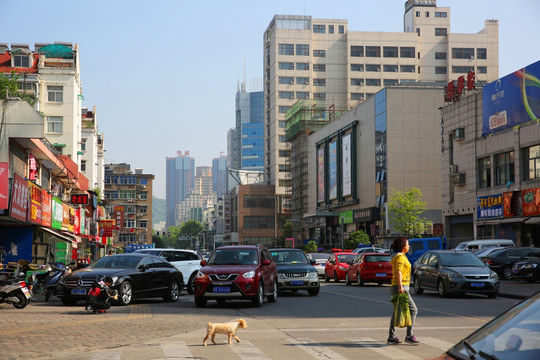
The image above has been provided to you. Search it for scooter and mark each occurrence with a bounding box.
[0,276,32,309]
[32,262,67,302]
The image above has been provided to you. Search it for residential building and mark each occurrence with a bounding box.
[195,166,213,197]
[80,106,105,193]
[165,150,195,227]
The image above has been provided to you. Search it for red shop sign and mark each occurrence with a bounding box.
[10,173,29,222]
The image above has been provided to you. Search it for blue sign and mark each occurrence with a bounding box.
[482,60,540,136]
[477,194,503,219]
[124,244,154,253]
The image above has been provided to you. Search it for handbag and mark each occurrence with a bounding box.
[391,293,412,328]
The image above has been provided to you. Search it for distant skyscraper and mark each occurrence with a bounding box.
[166,150,195,227]
[235,84,264,171]
[212,155,227,199]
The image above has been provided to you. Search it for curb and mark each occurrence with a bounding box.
[498,293,528,300]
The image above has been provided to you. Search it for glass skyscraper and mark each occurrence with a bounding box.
[165,151,195,228]
[235,89,264,171]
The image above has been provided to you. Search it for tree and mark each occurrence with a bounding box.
[179,220,204,237]
[304,240,318,253]
[0,71,37,106]
[387,187,428,237]
[345,230,370,250]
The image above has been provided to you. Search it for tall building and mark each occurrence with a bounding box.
[263,0,499,211]
[235,84,264,171]
[195,166,213,196]
[166,150,195,227]
[212,155,227,199]
[80,106,105,192]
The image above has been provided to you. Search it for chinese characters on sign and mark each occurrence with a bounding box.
[477,194,503,219]
[113,206,124,230]
[70,194,89,205]
[445,70,476,103]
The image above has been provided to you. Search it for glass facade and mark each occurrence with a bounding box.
[235,90,264,172]
[375,89,387,206]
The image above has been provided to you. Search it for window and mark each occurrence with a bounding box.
[435,52,447,60]
[383,65,398,72]
[313,93,326,99]
[400,47,415,58]
[435,28,448,36]
[124,219,135,228]
[416,11,420,17]
[435,66,447,74]
[139,192,147,200]
[296,91,309,99]
[425,11,429,17]
[351,93,364,101]
[278,164,290,172]
[495,152,514,186]
[477,48,487,59]
[383,79,399,86]
[279,120,286,128]
[524,145,540,180]
[279,62,294,70]
[278,106,290,113]
[350,46,363,57]
[366,64,381,72]
[119,190,136,199]
[313,50,326,57]
[313,79,326,86]
[365,46,381,57]
[14,55,30,67]
[296,44,309,56]
[279,91,294,99]
[351,78,364,86]
[313,64,326,72]
[46,116,63,133]
[296,77,309,85]
[478,157,491,188]
[383,46,398,58]
[244,195,275,208]
[279,77,294,84]
[477,66,487,74]
[47,85,63,102]
[435,11,447,17]
[339,25,344,34]
[104,191,119,199]
[279,44,294,55]
[296,62,309,70]
[366,79,381,86]
[416,28,420,36]
[452,66,474,74]
[279,150,290,157]
[80,160,86,172]
[452,48,475,59]
[400,65,415,73]
[328,25,334,34]
[351,64,363,72]
[81,139,86,151]
[139,221,147,229]
[244,216,275,229]
[313,25,325,33]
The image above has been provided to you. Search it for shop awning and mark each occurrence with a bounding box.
[498,217,529,224]
[525,217,540,224]
[39,227,74,243]
[477,219,501,225]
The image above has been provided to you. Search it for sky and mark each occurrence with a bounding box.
[1,0,539,199]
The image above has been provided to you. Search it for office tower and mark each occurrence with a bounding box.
[212,155,227,199]
[235,83,264,171]
[166,150,195,227]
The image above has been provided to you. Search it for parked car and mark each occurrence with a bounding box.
[352,246,385,254]
[407,237,447,265]
[133,248,202,294]
[193,245,277,307]
[345,252,392,286]
[57,254,184,306]
[324,252,356,283]
[473,247,506,261]
[412,250,499,298]
[306,253,329,277]
[484,247,540,280]
[429,291,540,360]
[511,257,540,283]
[269,248,320,296]
[455,239,515,252]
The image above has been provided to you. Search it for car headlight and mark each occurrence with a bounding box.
[277,273,286,279]
[490,271,499,279]
[243,270,256,279]
[195,271,208,280]
[338,266,347,271]
[446,272,463,279]
[306,272,318,279]
[524,264,538,269]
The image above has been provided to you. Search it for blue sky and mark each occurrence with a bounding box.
[1,0,539,198]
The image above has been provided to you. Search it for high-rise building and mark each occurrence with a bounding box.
[195,166,213,197]
[235,84,264,171]
[166,150,195,227]
[263,0,499,208]
[212,155,227,199]
[80,106,105,192]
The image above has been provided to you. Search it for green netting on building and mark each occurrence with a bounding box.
[285,100,347,141]
[37,44,74,59]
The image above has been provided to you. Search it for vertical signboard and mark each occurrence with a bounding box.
[223,194,231,233]
[317,147,325,203]
[41,189,51,227]
[51,197,63,229]
[10,173,29,222]
[98,219,115,237]
[28,181,42,224]
[113,206,124,230]
[329,140,337,200]
[342,133,352,197]
[0,162,8,209]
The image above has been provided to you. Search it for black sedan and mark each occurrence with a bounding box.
[412,250,499,298]
[57,254,184,306]
[484,247,540,280]
[512,257,540,283]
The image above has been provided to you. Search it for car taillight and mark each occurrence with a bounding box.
[19,281,26,288]
[485,259,492,265]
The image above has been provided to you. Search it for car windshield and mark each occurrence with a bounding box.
[208,249,258,265]
[90,255,141,269]
[271,250,308,265]
[439,252,485,267]
[337,254,356,263]
[365,255,391,262]
[309,253,329,260]
[454,243,467,250]
[448,293,540,360]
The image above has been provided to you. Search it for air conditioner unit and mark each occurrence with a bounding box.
[140,185,146,189]
[449,164,458,174]
[454,128,465,140]
[456,173,466,185]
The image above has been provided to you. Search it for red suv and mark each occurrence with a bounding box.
[193,245,278,307]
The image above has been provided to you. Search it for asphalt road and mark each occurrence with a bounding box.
[0,282,528,360]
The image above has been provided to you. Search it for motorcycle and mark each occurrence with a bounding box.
[32,262,67,302]
[0,275,32,309]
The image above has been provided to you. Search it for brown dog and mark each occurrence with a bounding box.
[203,319,248,346]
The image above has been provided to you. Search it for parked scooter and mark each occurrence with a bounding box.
[0,276,32,309]
[32,262,67,302]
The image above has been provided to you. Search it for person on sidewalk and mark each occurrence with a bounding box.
[387,237,420,345]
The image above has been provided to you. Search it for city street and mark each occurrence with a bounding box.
[2,281,535,360]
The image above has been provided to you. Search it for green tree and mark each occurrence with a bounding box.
[281,220,292,239]
[304,240,318,253]
[345,230,371,250]
[179,220,204,237]
[0,71,37,106]
[387,187,428,237]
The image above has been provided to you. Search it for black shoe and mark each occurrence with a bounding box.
[405,335,420,345]
[387,337,402,345]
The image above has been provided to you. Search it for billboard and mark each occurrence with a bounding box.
[10,173,28,222]
[477,194,503,219]
[342,133,352,197]
[317,147,325,203]
[0,162,8,209]
[482,60,540,136]
[328,140,337,200]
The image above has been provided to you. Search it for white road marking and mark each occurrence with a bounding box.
[349,338,422,360]
[288,337,349,360]
[421,337,454,351]
[160,340,193,358]
[230,339,272,359]
[89,351,122,360]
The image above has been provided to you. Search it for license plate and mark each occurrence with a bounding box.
[213,286,230,293]
[471,282,485,288]
[71,288,87,295]
[21,287,31,299]
[290,280,303,286]
[376,273,386,277]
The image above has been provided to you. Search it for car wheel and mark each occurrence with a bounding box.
[252,281,264,307]
[164,280,180,302]
[187,272,196,295]
[267,280,278,303]
[195,296,207,308]
[60,297,78,306]
[345,273,351,285]
[437,279,448,297]
[487,292,497,298]
[324,273,330,282]
[334,272,340,283]
[357,272,364,286]
[308,287,320,296]
[118,281,133,305]
[44,288,51,302]
[413,276,424,295]
[502,266,513,280]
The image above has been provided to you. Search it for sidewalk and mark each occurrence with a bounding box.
[498,279,540,299]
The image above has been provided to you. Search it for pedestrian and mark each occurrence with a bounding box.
[387,237,420,345]
[107,250,114,256]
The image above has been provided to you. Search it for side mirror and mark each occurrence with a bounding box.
[138,264,149,272]
[310,259,316,265]
[262,259,271,266]
[200,260,207,267]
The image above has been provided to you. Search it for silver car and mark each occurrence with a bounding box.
[306,253,330,277]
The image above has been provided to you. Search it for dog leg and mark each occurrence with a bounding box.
[203,333,210,346]
[211,333,217,344]
[233,335,241,343]
[228,334,233,345]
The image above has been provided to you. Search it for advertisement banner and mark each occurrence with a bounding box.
[10,173,29,222]
[62,204,70,230]
[342,133,352,197]
[482,60,540,136]
[99,219,115,237]
[41,189,51,227]
[317,147,325,203]
[28,181,42,224]
[0,162,8,209]
[74,208,80,234]
[339,210,354,224]
[68,207,75,233]
[522,187,540,216]
[51,197,63,229]
[113,205,124,230]
[503,191,522,217]
[477,194,503,219]
[329,140,337,200]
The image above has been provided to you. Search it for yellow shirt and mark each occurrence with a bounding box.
[391,253,411,286]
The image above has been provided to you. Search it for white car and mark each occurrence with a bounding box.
[306,253,330,277]
[352,247,386,254]
[133,248,202,294]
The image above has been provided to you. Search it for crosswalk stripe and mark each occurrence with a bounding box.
[349,338,422,360]
[230,339,272,359]
[160,340,192,358]
[89,351,122,360]
[288,337,349,360]
[422,337,454,351]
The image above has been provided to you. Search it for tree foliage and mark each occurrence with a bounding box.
[179,220,204,236]
[345,230,370,250]
[387,187,428,237]
[0,71,37,106]
[304,240,318,253]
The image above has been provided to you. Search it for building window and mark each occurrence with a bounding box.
[452,66,475,74]
[400,47,415,58]
[383,79,399,86]
[416,11,420,17]
[313,25,325,33]
[244,216,275,229]
[478,157,491,188]
[279,62,294,70]
[296,77,309,85]
[279,77,294,84]
[279,44,294,55]
[365,46,381,57]
[278,91,295,99]
[425,11,429,17]
[81,139,86,151]
[46,116,63,133]
[366,79,381,86]
[366,64,381,72]
[435,66,447,74]
[452,48,475,59]
[296,62,309,70]
[350,64,364,72]
[435,52,447,60]
[435,28,448,36]
[139,192,147,200]
[350,46,363,57]
[328,25,334,34]
[296,91,309,99]
[477,66,487,74]
[313,64,326,72]
[477,48,487,59]
[351,93,364,101]
[495,151,514,186]
[278,106,290,113]
[383,46,398,58]
[279,136,287,144]
[416,28,420,36]
[339,25,344,34]
[383,65,398,72]
[14,55,30,67]
[313,50,326,57]
[139,221,147,229]
[296,44,309,56]
[400,65,415,73]
[278,164,290,172]
[351,78,364,86]
[244,195,275,208]
[124,219,135,228]
[279,150,290,157]
[119,190,136,199]
[313,93,326,99]
[104,190,119,199]
[435,11,447,18]
[80,160,86,172]
[313,79,326,86]
[279,120,286,128]
[524,145,540,180]
[47,85,63,102]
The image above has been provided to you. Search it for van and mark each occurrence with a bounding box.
[454,239,515,252]
[406,237,447,265]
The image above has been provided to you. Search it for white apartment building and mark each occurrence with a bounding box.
[263,0,499,210]
[81,106,105,192]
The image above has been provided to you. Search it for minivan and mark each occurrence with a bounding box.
[406,237,447,265]
[454,239,515,252]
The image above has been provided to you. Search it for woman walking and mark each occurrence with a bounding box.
[387,237,420,345]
